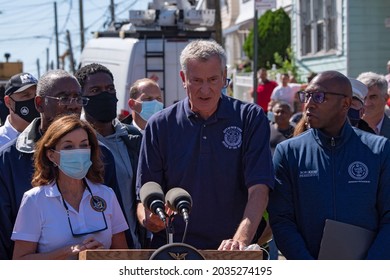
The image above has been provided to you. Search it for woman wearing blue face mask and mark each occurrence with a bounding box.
[11,114,129,259]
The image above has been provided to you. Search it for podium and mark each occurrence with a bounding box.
[79,249,263,260]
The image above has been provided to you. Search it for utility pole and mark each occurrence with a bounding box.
[207,0,222,46]
[46,48,49,72]
[66,30,76,73]
[79,0,85,51]
[110,0,115,25]
[36,59,40,78]
[54,2,60,69]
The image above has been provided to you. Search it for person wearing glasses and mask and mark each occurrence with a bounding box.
[75,63,144,249]
[268,70,390,260]
[11,114,128,259]
[0,73,39,148]
[0,69,120,260]
[127,78,164,133]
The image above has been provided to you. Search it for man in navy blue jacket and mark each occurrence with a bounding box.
[268,70,390,259]
[0,69,120,259]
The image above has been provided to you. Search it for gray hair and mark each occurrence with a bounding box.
[180,40,226,74]
[357,72,388,98]
[36,69,79,96]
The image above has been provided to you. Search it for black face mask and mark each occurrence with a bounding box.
[348,108,361,127]
[11,97,40,123]
[83,91,118,123]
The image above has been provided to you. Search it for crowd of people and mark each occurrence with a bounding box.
[0,39,389,260]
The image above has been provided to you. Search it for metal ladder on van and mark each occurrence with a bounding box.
[144,35,166,106]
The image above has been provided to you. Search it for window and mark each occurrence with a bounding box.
[299,0,340,56]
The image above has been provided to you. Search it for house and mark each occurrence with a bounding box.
[222,0,390,81]
[291,0,390,79]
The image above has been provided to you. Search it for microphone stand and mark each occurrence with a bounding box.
[166,214,175,244]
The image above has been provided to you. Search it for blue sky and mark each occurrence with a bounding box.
[0,0,147,78]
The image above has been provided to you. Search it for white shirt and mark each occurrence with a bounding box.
[271,83,301,109]
[0,115,19,148]
[132,120,144,134]
[12,179,128,256]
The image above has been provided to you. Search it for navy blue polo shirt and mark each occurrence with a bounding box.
[136,94,274,249]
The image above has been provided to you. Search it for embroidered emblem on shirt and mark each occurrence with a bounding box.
[348,161,368,180]
[90,196,107,212]
[222,126,242,149]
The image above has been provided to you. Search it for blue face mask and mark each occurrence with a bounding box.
[54,149,92,179]
[137,100,164,121]
[267,111,275,123]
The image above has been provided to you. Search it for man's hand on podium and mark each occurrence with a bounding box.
[218,238,247,251]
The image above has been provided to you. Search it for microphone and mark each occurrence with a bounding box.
[165,187,192,222]
[140,182,167,223]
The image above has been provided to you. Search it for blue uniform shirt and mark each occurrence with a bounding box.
[136,94,274,249]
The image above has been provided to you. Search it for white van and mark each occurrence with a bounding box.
[80,33,209,115]
[79,1,215,116]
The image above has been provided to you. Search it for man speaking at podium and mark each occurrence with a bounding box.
[135,40,274,250]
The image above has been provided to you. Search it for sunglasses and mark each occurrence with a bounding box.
[58,181,107,237]
[298,91,347,104]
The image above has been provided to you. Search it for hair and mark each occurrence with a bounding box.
[307,72,317,83]
[36,69,78,97]
[272,100,293,113]
[293,114,309,136]
[75,63,114,91]
[129,78,160,99]
[180,39,226,74]
[32,114,104,186]
[356,72,388,98]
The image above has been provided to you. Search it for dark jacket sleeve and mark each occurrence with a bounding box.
[120,124,146,248]
[0,146,34,260]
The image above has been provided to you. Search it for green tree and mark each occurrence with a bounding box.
[243,8,291,70]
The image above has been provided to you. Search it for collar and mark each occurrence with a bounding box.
[2,115,18,134]
[15,117,42,153]
[131,120,144,134]
[44,178,100,198]
[375,116,385,134]
[183,94,231,122]
[311,121,353,149]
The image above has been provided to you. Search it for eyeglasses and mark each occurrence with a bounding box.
[58,181,107,237]
[298,91,347,104]
[45,95,89,106]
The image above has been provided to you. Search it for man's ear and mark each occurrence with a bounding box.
[128,98,136,109]
[35,96,45,113]
[343,97,352,112]
[180,71,186,89]
[3,95,12,110]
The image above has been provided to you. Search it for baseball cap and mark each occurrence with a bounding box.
[349,78,368,104]
[5,73,38,96]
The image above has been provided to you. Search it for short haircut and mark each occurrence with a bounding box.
[357,72,388,98]
[75,63,114,91]
[32,114,104,186]
[272,100,293,113]
[180,40,226,74]
[36,69,78,96]
[129,78,160,99]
